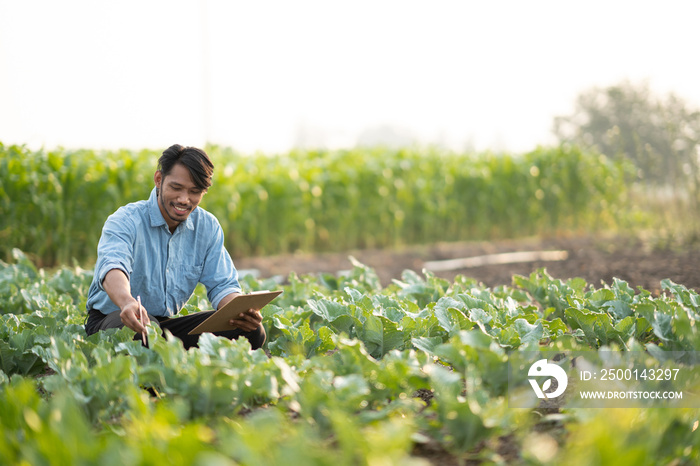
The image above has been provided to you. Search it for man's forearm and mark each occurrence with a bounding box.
[217,291,241,310]
[103,269,136,310]
[103,268,148,333]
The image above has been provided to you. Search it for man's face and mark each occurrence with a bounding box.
[154,163,207,231]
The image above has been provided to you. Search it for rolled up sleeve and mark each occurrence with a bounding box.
[199,221,241,309]
[94,212,135,290]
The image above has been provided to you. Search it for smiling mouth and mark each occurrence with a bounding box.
[172,204,190,215]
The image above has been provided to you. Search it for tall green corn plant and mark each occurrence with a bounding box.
[2,142,633,265]
[0,144,153,265]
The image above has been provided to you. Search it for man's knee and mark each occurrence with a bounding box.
[245,325,266,350]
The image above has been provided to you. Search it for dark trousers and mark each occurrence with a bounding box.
[85,309,266,350]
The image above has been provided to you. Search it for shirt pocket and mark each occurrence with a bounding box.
[175,265,204,302]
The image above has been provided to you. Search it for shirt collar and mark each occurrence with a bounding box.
[148,187,195,231]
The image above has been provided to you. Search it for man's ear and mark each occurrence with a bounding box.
[154,170,162,189]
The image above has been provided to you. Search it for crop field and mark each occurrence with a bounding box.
[1,142,698,464]
[1,249,699,465]
[0,143,633,266]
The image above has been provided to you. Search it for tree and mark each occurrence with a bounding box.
[553,81,700,192]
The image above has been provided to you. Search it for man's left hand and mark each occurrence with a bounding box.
[229,308,262,332]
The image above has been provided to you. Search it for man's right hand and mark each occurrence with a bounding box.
[103,269,149,334]
[120,299,148,333]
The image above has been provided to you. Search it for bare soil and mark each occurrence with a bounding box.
[235,234,700,294]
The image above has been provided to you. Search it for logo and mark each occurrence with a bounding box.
[528,359,568,399]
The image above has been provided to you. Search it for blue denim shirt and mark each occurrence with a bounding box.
[86,188,241,317]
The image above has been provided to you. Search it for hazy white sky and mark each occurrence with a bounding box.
[2,0,699,154]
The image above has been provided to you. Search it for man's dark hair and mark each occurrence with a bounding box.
[158,144,214,190]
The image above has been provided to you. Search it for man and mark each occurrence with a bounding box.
[84,144,264,350]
